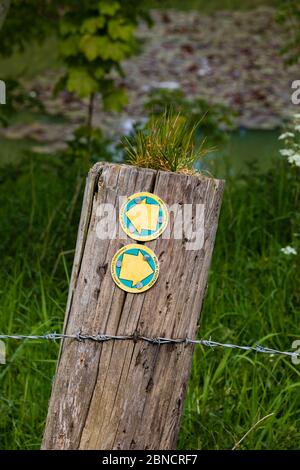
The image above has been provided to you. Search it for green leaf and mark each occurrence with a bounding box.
[94,67,105,79]
[60,20,78,36]
[67,69,99,98]
[79,35,103,61]
[99,1,120,16]
[81,16,105,34]
[97,38,129,61]
[108,19,134,41]
[60,36,80,57]
[103,87,128,111]
[103,41,126,61]
[79,35,127,62]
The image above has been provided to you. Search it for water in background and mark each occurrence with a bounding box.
[204,129,281,178]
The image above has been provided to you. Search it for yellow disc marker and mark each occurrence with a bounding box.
[111,244,159,293]
[120,192,168,241]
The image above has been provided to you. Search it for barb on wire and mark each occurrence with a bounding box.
[0,332,299,359]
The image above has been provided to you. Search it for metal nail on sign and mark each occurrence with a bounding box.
[111,244,159,293]
[120,192,168,241]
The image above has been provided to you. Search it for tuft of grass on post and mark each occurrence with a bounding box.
[123,113,212,174]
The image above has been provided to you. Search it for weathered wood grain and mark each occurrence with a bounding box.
[42,163,224,450]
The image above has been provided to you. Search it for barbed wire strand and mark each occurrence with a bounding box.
[0,332,299,358]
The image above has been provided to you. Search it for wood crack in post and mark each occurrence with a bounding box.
[76,165,126,446]
[57,164,105,368]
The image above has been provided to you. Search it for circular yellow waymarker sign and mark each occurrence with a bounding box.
[111,244,159,293]
[120,192,168,241]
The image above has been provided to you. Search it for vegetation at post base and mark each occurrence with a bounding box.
[0,0,300,452]
[0,152,299,449]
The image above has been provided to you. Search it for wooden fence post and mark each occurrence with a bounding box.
[42,162,224,450]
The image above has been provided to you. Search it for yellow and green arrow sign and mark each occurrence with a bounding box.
[120,192,168,241]
[126,199,160,234]
[119,250,154,286]
[111,244,159,293]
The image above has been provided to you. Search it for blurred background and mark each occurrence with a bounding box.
[0,0,299,450]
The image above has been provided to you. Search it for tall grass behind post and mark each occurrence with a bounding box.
[0,146,299,448]
[179,160,300,450]
[0,153,85,449]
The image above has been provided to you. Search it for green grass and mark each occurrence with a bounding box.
[0,149,299,449]
[0,0,297,450]
[0,153,84,449]
[178,159,300,449]
[124,113,208,173]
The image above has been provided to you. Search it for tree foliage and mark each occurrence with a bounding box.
[58,1,150,109]
[0,1,150,111]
